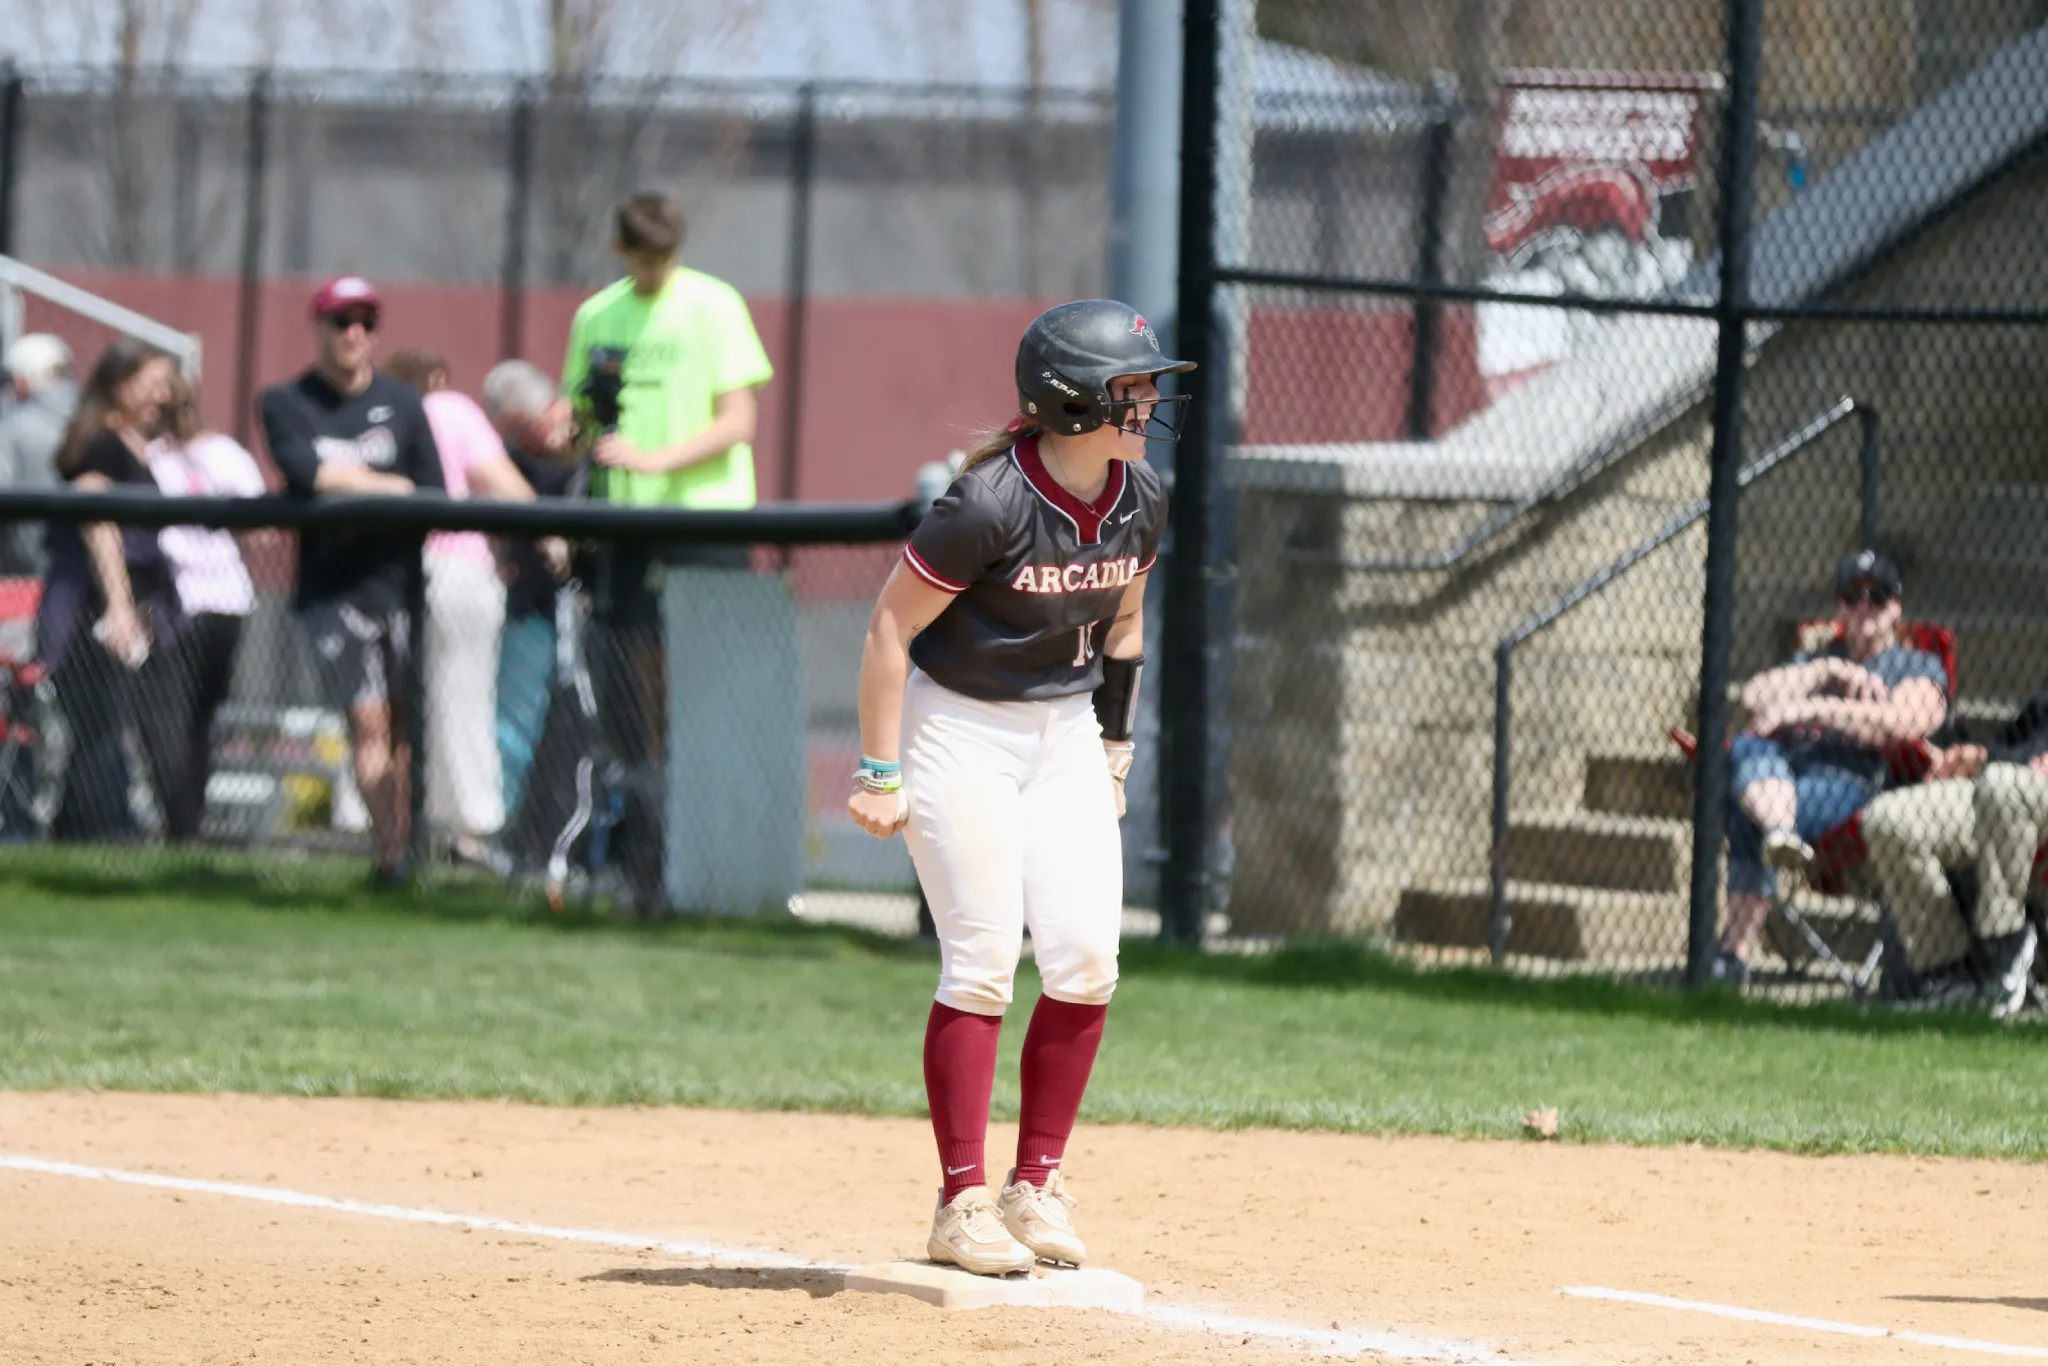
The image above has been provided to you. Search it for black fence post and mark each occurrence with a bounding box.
[0,62,24,258]
[1407,77,1455,442]
[1162,0,1221,946]
[406,539,430,881]
[232,72,270,450]
[1684,0,1766,987]
[778,82,817,504]
[1858,405,1880,551]
[499,80,536,362]
[1488,641,1514,959]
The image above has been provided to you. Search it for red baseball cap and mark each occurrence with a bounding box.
[310,275,382,320]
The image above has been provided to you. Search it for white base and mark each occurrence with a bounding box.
[842,1260,1144,1312]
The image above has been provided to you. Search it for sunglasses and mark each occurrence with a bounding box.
[323,310,380,334]
[1839,585,1895,607]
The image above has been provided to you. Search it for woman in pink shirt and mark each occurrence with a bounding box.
[385,350,536,867]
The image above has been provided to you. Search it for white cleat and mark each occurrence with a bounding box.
[998,1168,1087,1266]
[927,1185,1036,1277]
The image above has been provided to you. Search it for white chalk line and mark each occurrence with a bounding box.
[0,1153,830,1270]
[1564,1286,2048,1359]
[1,1152,1533,1363]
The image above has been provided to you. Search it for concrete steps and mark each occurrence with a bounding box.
[1500,811,1690,893]
[1583,752,1692,821]
[1391,474,2048,964]
[1393,879,1687,961]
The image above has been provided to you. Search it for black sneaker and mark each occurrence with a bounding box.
[369,861,411,893]
[1981,925,2038,1020]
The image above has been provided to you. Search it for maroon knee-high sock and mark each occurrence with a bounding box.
[1013,996,1108,1189]
[924,1002,1004,1204]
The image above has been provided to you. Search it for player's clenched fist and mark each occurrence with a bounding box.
[848,786,909,839]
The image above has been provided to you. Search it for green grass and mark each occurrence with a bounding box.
[0,849,2042,1157]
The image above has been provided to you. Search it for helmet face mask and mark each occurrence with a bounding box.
[1105,389,1193,442]
[1016,299,1197,441]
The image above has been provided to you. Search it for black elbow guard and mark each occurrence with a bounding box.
[1094,654,1143,743]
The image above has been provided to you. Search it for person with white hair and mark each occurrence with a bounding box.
[0,333,77,576]
[480,358,575,822]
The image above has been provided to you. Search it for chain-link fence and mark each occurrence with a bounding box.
[0,64,1109,919]
[5,14,2048,1012]
[0,487,916,914]
[1186,0,2048,1010]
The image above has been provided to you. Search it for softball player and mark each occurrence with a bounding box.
[849,299,1193,1276]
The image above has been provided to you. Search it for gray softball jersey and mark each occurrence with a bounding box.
[903,437,1166,702]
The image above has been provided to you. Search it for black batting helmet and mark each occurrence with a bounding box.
[1016,299,1197,439]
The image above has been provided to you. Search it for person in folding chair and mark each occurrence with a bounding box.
[1860,678,2048,1017]
[1710,551,1950,987]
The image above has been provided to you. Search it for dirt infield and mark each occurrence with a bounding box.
[3,1092,2044,1364]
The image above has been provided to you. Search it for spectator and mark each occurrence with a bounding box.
[35,339,180,840]
[559,189,774,911]
[142,370,264,841]
[383,348,536,869]
[1861,683,2047,1017]
[479,359,574,821]
[0,333,76,577]
[259,277,444,887]
[1711,550,1949,986]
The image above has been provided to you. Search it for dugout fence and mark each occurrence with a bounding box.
[1165,0,2048,1004]
[0,487,920,916]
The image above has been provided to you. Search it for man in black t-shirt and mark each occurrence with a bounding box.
[259,276,444,885]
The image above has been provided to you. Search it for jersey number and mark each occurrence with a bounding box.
[1073,628,1095,667]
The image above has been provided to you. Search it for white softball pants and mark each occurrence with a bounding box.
[901,669,1123,1016]
[424,552,507,839]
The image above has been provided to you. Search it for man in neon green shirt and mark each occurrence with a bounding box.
[565,191,774,510]
[558,191,775,916]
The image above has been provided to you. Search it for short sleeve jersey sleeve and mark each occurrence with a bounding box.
[422,390,505,497]
[706,282,773,396]
[904,471,1008,593]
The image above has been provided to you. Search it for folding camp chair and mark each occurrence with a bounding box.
[1671,619,1956,996]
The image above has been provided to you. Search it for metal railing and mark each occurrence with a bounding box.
[0,488,919,542]
[1484,396,1879,957]
[0,253,204,375]
[0,487,921,881]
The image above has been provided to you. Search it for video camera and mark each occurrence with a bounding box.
[579,345,628,435]
[566,345,628,507]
